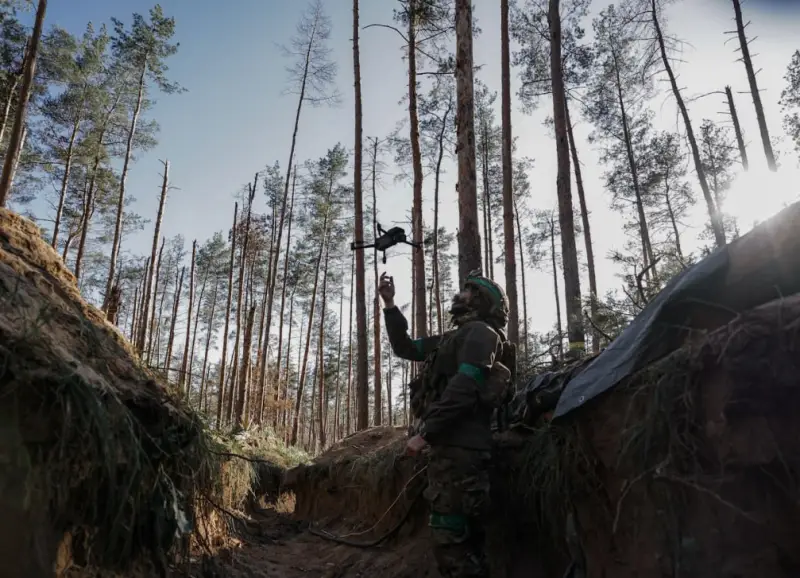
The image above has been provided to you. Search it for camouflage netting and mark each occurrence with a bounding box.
[0,209,223,577]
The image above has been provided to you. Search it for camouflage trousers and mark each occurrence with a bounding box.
[423,445,492,578]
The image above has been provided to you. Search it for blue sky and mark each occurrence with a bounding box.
[24,0,800,339]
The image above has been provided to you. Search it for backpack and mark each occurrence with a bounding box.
[479,327,516,411]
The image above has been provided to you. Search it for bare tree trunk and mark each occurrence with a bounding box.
[333,263,345,443]
[407,0,428,341]
[514,199,529,362]
[663,179,684,261]
[455,0,482,284]
[352,0,370,433]
[387,345,393,425]
[165,265,185,378]
[146,240,166,365]
[500,0,519,344]
[481,128,491,275]
[292,213,329,445]
[549,215,563,359]
[550,0,584,355]
[272,178,296,427]
[432,97,451,333]
[613,53,655,277]
[369,137,382,426]
[188,267,207,404]
[0,75,20,146]
[481,121,495,278]
[148,245,169,365]
[317,243,331,448]
[216,203,238,429]
[565,100,599,353]
[651,0,725,247]
[131,284,140,344]
[104,54,150,304]
[236,176,258,421]
[133,259,148,341]
[345,251,354,437]
[234,304,256,427]
[0,0,46,207]
[731,0,776,171]
[725,85,749,170]
[281,291,296,438]
[73,171,96,282]
[137,161,171,353]
[179,241,197,394]
[51,105,85,248]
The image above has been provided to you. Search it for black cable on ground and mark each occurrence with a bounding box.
[307,487,425,548]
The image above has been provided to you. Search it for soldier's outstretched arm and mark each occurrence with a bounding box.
[383,305,442,361]
[419,321,500,439]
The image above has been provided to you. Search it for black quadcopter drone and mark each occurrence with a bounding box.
[351,223,423,264]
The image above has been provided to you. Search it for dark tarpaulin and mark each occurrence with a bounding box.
[552,248,730,419]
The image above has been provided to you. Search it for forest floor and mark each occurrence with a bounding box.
[190,427,441,578]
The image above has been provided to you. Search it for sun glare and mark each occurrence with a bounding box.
[723,163,800,231]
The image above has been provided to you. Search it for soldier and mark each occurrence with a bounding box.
[379,270,513,578]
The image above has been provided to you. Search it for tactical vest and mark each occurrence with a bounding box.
[409,324,516,422]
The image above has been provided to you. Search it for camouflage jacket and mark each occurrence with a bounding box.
[383,306,504,451]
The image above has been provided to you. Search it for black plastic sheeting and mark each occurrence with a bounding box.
[551,247,731,419]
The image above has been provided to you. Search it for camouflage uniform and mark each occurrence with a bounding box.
[384,272,512,578]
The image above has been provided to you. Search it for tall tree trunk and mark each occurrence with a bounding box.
[317,243,331,448]
[0,0,46,207]
[612,52,655,277]
[188,267,207,404]
[514,198,529,362]
[353,0,370,431]
[407,0,428,340]
[73,170,96,282]
[131,284,140,343]
[651,0,725,247]
[481,128,490,275]
[455,0,482,284]
[0,75,20,147]
[345,251,354,437]
[273,177,296,427]
[731,0,776,171]
[281,291,296,438]
[663,180,684,261]
[565,99,599,353]
[549,0,584,355]
[133,259,149,341]
[236,177,258,420]
[334,264,345,443]
[180,241,197,394]
[500,0,519,344]
[263,0,320,402]
[199,279,218,414]
[7,123,26,192]
[432,98,451,333]
[216,203,238,429]
[725,85,749,171]
[387,345,393,425]
[104,54,150,304]
[146,240,166,365]
[481,121,495,278]
[51,106,84,249]
[138,161,171,353]
[235,305,257,427]
[549,215,563,359]
[370,137,382,426]
[165,265,185,378]
[291,213,329,445]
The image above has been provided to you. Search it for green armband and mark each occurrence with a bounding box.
[458,363,486,385]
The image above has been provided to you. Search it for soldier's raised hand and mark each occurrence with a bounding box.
[378,272,395,307]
